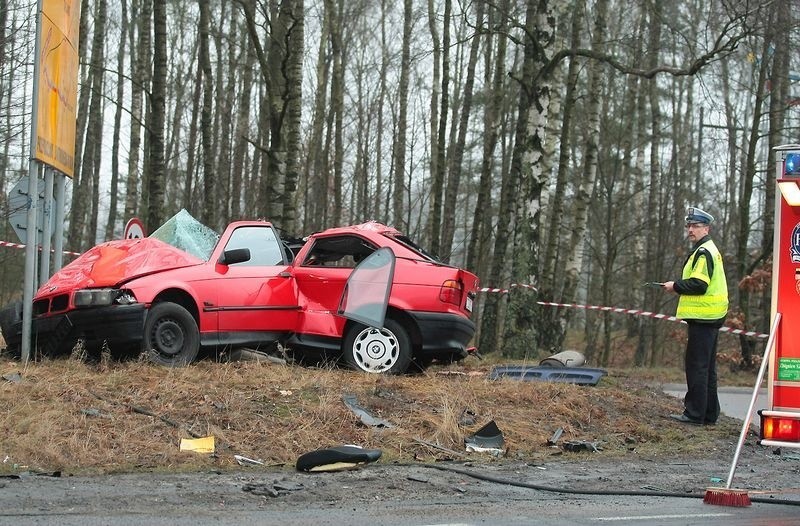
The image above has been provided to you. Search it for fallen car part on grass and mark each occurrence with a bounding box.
[295,445,382,472]
[562,440,600,453]
[539,350,586,367]
[547,427,564,446]
[234,454,264,466]
[459,408,477,426]
[489,365,607,385]
[225,347,287,364]
[80,408,112,419]
[2,372,21,383]
[179,436,215,454]
[465,420,506,456]
[342,393,394,428]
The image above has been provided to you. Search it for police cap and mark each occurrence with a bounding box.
[685,206,713,225]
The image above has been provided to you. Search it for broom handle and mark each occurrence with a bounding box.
[725,312,781,489]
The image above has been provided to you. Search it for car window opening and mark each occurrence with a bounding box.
[303,236,377,268]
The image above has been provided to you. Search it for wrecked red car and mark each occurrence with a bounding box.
[0,212,479,374]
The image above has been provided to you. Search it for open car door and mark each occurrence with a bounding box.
[337,247,395,328]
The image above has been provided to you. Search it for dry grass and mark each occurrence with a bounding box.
[0,354,748,476]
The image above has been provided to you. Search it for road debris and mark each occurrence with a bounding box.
[179,436,215,454]
[295,445,382,472]
[242,480,305,498]
[342,394,394,428]
[2,372,22,383]
[234,455,264,466]
[547,427,564,446]
[80,408,112,419]
[562,440,600,453]
[465,420,506,456]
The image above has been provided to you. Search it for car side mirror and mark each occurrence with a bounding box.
[218,247,251,265]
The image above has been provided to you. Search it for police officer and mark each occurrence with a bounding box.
[662,207,729,425]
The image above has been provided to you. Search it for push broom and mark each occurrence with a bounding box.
[704,313,781,507]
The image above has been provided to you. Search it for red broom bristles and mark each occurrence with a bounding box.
[703,487,752,507]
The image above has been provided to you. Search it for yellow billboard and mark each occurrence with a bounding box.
[35,1,80,178]
[42,0,80,43]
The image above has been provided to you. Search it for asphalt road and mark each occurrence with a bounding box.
[1,460,798,526]
[662,384,767,427]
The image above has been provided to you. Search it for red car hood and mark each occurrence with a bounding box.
[37,238,203,296]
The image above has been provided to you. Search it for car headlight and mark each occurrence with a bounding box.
[73,289,137,307]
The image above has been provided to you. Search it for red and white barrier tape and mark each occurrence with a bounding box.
[479,283,539,294]
[479,285,768,339]
[0,239,81,256]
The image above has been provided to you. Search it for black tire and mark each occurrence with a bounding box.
[143,302,200,367]
[341,318,412,374]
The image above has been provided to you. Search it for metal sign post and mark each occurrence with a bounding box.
[20,0,45,364]
[39,166,54,286]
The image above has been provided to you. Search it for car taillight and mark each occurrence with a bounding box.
[760,415,800,442]
[439,279,463,306]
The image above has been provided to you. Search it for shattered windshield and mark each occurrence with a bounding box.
[148,209,220,261]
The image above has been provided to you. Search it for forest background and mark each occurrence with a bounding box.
[0,0,797,370]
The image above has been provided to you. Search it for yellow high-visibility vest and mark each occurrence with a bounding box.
[676,239,729,320]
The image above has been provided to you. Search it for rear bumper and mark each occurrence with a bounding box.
[408,311,475,357]
[2,303,147,353]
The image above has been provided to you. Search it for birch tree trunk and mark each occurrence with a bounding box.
[440,0,483,262]
[556,0,609,345]
[104,0,127,239]
[198,0,215,227]
[427,0,451,256]
[638,0,663,367]
[230,36,256,219]
[281,0,303,232]
[146,0,167,229]
[538,5,582,348]
[466,0,508,277]
[125,0,149,224]
[392,0,412,230]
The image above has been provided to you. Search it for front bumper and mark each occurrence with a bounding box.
[408,311,476,358]
[2,303,147,354]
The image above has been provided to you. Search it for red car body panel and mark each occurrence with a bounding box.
[41,238,203,293]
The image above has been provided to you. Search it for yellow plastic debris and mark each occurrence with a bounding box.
[179,436,215,454]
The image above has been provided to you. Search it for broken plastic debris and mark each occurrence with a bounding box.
[235,455,264,466]
[80,408,111,419]
[539,350,586,367]
[227,347,287,364]
[179,436,215,454]
[295,445,382,472]
[465,420,505,456]
[489,365,607,385]
[459,408,477,427]
[342,394,394,428]
[2,372,22,383]
[547,427,564,446]
[562,440,600,453]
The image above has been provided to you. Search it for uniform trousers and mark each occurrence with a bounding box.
[683,321,721,424]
